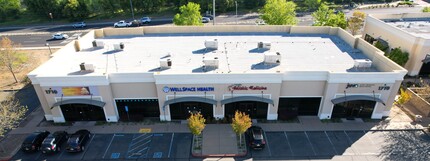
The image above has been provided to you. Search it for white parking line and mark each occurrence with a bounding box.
[102,134,116,159]
[283,131,294,155]
[132,133,147,141]
[168,133,174,158]
[263,131,272,156]
[324,131,339,154]
[343,131,358,155]
[130,134,152,147]
[129,140,151,152]
[304,131,317,156]
[80,134,95,160]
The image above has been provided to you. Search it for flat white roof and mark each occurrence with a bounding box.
[36,33,379,77]
[384,19,430,38]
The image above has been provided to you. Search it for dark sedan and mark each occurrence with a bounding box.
[41,131,69,154]
[21,131,50,152]
[246,126,266,150]
[66,129,91,152]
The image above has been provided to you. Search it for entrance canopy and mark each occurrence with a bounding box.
[163,97,217,108]
[221,96,274,105]
[331,95,385,106]
[52,99,106,108]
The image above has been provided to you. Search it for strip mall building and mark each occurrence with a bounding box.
[28,26,407,122]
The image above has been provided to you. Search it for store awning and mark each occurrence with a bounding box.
[51,99,106,108]
[163,97,217,108]
[220,96,274,105]
[331,95,385,106]
[422,55,430,63]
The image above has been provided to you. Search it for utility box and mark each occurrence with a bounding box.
[258,41,271,50]
[203,57,219,68]
[160,58,172,69]
[92,40,105,48]
[354,59,372,68]
[205,39,218,50]
[113,43,124,50]
[79,62,95,71]
[264,52,281,64]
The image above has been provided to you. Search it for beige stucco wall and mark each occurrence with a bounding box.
[32,84,52,119]
[111,83,157,98]
[97,85,117,122]
[143,25,291,34]
[154,83,282,121]
[103,28,144,37]
[363,14,430,75]
[280,81,326,96]
[76,30,95,51]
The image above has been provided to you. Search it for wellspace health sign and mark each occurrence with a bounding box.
[162,86,214,93]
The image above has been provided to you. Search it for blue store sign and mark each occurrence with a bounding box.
[162,86,214,93]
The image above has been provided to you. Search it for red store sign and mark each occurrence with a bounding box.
[228,84,267,91]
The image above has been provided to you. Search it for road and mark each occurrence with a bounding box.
[0,6,425,48]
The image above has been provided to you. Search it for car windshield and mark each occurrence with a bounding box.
[68,136,79,145]
[23,134,37,143]
[253,129,263,140]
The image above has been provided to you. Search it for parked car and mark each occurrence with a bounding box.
[41,131,69,154]
[202,17,211,23]
[129,20,140,27]
[203,13,214,20]
[140,17,151,24]
[255,20,266,25]
[52,33,69,40]
[21,131,50,152]
[72,22,86,28]
[246,126,266,150]
[114,20,131,28]
[66,129,91,152]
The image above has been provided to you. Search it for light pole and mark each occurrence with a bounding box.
[45,43,52,55]
[129,0,135,20]
[213,0,216,25]
[235,1,238,24]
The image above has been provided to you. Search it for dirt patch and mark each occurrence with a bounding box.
[0,49,55,90]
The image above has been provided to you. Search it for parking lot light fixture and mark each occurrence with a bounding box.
[45,43,52,55]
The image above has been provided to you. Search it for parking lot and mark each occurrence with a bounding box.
[12,133,192,161]
[247,130,430,160]
[11,130,430,160]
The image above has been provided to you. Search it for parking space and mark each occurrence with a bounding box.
[11,132,192,161]
[249,130,430,160]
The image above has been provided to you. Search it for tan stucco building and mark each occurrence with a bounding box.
[363,13,430,76]
[28,26,406,123]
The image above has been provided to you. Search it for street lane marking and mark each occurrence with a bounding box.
[168,133,174,158]
[103,134,116,159]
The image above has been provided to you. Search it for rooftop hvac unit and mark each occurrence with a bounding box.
[264,52,281,64]
[203,57,219,68]
[354,59,372,68]
[160,58,172,69]
[258,42,271,50]
[205,39,218,50]
[79,62,95,71]
[113,42,124,50]
[92,40,105,48]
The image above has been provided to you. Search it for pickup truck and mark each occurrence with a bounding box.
[114,20,131,28]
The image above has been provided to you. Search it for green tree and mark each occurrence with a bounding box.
[0,0,21,21]
[63,0,90,21]
[304,0,321,11]
[374,40,388,52]
[173,2,203,26]
[396,88,411,107]
[244,0,265,9]
[0,37,27,83]
[23,0,64,18]
[423,7,430,12]
[386,47,409,67]
[348,11,366,35]
[0,94,28,138]
[312,3,347,29]
[260,0,298,25]
[231,110,252,144]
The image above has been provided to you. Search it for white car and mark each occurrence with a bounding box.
[140,17,151,24]
[72,22,86,28]
[202,17,210,23]
[114,20,131,28]
[52,33,69,40]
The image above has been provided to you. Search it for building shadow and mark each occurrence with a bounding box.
[192,48,216,54]
[148,67,169,72]
[103,50,122,55]
[249,48,269,53]
[192,66,217,73]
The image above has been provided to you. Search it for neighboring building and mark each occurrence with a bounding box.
[363,13,430,76]
[28,26,406,123]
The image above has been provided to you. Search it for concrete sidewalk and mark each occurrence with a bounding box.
[0,104,427,160]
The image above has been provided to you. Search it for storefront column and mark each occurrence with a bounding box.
[319,83,339,119]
